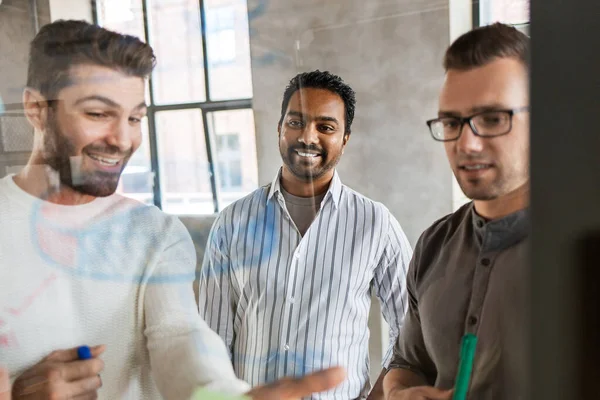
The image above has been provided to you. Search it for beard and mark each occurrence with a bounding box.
[41,113,132,197]
[279,143,342,182]
[457,176,503,200]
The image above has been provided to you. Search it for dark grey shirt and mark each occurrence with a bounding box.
[389,202,530,399]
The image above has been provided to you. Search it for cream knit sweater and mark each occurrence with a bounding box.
[0,175,249,399]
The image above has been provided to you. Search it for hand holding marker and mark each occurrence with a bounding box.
[0,349,94,400]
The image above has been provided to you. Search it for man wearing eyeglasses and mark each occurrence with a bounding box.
[382,23,530,400]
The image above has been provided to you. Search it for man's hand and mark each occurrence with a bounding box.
[11,345,105,399]
[246,366,345,400]
[1,367,10,400]
[387,386,453,400]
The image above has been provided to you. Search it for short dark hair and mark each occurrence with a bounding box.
[27,20,156,100]
[443,23,529,71]
[278,70,356,135]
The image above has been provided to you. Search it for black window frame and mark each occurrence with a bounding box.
[92,0,253,213]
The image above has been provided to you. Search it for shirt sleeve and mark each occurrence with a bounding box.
[197,214,237,358]
[373,211,413,368]
[143,215,249,400]
[387,232,437,384]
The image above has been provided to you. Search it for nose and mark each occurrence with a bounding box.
[298,122,319,146]
[105,117,135,153]
[456,122,484,154]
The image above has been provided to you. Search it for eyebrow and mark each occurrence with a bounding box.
[287,110,339,124]
[438,104,510,117]
[74,95,147,110]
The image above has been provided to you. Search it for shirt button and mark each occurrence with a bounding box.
[468,316,478,326]
[283,344,290,351]
[481,258,491,266]
[476,220,484,228]
[288,297,295,304]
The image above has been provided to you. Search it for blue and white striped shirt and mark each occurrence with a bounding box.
[198,171,412,399]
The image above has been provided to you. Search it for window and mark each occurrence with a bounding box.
[206,7,236,65]
[94,0,257,214]
[475,0,530,34]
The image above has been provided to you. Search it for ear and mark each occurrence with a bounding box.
[277,123,281,137]
[342,133,350,153]
[23,88,49,132]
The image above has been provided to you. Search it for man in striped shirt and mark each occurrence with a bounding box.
[198,70,412,399]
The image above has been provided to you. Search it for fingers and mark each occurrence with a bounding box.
[64,375,103,398]
[424,388,453,399]
[14,352,104,400]
[45,345,106,363]
[72,393,99,400]
[0,367,10,400]
[284,367,346,397]
[250,367,346,400]
[18,374,102,399]
[60,359,104,382]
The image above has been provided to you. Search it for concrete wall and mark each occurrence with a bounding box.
[0,0,51,175]
[247,0,453,382]
[49,0,92,22]
[0,0,50,106]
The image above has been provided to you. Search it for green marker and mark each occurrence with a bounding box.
[452,333,478,400]
[190,388,250,400]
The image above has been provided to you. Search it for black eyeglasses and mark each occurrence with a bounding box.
[426,106,529,142]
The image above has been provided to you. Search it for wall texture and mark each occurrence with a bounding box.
[0,0,50,106]
[0,0,51,175]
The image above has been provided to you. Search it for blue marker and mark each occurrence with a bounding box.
[77,345,92,360]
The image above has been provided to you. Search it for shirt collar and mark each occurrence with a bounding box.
[471,203,530,251]
[267,168,342,209]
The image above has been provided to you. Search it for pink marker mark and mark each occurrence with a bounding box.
[6,274,57,317]
[37,224,78,268]
[0,331,18,348]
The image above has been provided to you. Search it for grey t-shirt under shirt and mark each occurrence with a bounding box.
[280,187,326,236]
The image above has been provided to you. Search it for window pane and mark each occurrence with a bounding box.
[480,0,530,26]
[96,0,146,41]
[116,119,154,205]
[148,0,207,104]
[205,0,253,100]
[156,109,214,214]
[207,109,258,210]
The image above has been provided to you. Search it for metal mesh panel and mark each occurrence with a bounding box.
[0,113,34,152]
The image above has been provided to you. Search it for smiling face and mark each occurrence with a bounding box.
[441,57,530,201]
[278,88,348,184]
[38,64,147,197]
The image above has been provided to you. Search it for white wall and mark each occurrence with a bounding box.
[449,0,473,211]
[49,0,92,22]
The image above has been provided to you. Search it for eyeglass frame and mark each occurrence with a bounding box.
[426,106,530,142]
